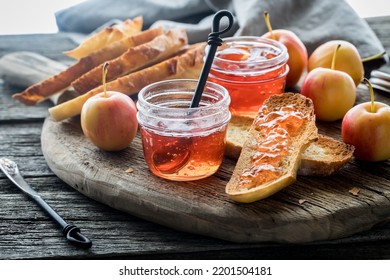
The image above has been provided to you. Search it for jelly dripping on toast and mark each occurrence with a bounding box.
[239,105,308,189]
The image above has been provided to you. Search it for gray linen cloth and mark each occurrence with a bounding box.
[55,0,386,59]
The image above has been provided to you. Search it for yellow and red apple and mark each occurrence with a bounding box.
[262,12,308,88]
[342,79,390,161]
[308,40,364,86]
[301,45,356,121]
[81,91,138,151]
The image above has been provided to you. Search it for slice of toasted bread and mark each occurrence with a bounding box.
[64,17,143,60]
[72,28,188,94]
[225,115,254,160]
[48,43,206,122]
[12,27,163,105]
[299,135,355,176]
[226,93,318,203]
[225,115,354,176]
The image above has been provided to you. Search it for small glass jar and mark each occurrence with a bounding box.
[137,79,231,181]
[208,36,289,118]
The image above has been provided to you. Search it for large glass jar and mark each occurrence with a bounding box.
[208,36,289,118]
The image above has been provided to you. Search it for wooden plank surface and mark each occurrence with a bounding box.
[4,47,390,243]
[1,16,390,259]
[41,109,390,243]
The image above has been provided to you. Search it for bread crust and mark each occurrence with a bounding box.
[64,17,143,60]
[12,27,163,105]
[226,93,318,203]
[72,28,188,94]
[48,43,206,122]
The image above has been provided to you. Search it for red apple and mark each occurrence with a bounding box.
[81,91,138,151]
[301,45,356,121]
[308,40,363,87]
[262,12,308,88]
[342,79,390,161]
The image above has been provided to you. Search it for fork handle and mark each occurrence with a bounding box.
[62,224,93,249]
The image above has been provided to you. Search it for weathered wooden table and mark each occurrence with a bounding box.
[1,16,390,260]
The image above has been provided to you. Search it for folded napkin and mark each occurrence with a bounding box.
[56,0,386,59]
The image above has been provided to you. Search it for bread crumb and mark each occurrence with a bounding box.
[125,167,134,173]
[299,199,307,204]
[349,187,360,196]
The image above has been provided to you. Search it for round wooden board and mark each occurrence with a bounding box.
[41,116,390,243]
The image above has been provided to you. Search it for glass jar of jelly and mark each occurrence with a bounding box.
[137,79,231,181]
[208,36,289,118]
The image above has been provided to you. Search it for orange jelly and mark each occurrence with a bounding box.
[139,127,227,180]
[238,105,306,189]
[208,37,289,118]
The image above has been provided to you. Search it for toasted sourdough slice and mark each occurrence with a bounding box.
[226,93,318,203]
[64,17,143,60]
[225,116,355,176]
[225,116,254,160]
[299,135,355,176]
[72,28,188,94]
[49,43,206,122]
[13,27,163,105]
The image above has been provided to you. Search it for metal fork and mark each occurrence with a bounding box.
[369,69,390,93]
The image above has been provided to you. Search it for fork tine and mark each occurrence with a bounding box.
[370,70,390,82]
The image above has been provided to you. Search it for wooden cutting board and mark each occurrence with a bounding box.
[3,52,390,243]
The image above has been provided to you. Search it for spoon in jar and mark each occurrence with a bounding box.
[152,10,234,174]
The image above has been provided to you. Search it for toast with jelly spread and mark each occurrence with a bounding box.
[225,115,354,176]
[226,93,318,203]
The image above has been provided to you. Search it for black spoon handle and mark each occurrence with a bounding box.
[191,10,234,108]
[33,196,92,249]
[0,158,92,249]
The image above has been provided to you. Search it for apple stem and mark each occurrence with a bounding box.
[331,44,341,70]
[102,62,109,98]
[263,11,275,40]
[363,78,376,113]
[361,51,386,63]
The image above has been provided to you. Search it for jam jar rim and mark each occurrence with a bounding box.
[211,36,289,75]
[137,79,230,115]
[136,79,231,129]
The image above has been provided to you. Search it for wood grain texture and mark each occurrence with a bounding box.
[41,111,390,243]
